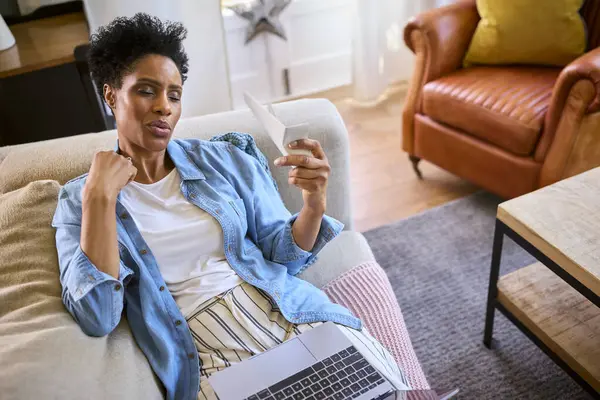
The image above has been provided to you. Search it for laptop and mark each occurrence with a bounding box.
[209,322,408,400]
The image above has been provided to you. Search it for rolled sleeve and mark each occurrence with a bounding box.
[66,245,133,302]
[58,242,132,337]
[275,213,345,276]
[53,183,132,337]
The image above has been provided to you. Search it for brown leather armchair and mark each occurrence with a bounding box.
[402,0,600,198]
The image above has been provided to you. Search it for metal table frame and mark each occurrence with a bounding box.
[484,219,600,398]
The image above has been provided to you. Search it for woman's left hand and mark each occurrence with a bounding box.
[274,139,330,215]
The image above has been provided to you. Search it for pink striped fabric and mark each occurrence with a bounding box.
[323,261,430,390]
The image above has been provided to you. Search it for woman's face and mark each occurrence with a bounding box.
[104,54,183,153]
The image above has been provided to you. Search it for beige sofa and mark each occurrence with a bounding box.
[0,99,428,399]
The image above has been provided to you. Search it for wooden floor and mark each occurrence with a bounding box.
[308,87,478,232]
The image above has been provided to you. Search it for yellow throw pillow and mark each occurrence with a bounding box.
[464,0,586,67]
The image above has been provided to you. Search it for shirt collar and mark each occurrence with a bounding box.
[114,138,205,181]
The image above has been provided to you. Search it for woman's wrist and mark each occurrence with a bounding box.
[300,205,325,219]
[82,183,118,207]
[291,206,325,252]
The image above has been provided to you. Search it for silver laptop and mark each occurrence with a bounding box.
[208,322,396,400]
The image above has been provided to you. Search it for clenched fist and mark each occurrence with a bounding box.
[83,151,137,201]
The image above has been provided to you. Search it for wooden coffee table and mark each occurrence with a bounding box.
[483,168,600,398]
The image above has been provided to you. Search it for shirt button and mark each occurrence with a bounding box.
[175,320,182,326]
[188,353,195,359]
[140,249,147,255]
[215,209,221,215]
[120,213,128,219]
[190,193,197,200]
[114,284,122,291]
[159,286,165,291]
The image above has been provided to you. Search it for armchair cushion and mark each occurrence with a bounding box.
[463,0,586,67]
[422,66,560,156]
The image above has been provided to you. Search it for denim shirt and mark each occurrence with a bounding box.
[52,137,361,400]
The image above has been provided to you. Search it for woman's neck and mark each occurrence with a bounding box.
[118,141,175,184]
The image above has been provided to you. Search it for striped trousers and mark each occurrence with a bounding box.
[185,282,409,399]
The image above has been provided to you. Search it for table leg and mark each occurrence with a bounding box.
[484,220,504,348]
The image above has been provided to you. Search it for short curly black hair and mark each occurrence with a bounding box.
[88,13,189,99]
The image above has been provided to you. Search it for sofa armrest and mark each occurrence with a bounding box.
[402,0,479,154]
[298,231,375,289]
[536,47,600,186]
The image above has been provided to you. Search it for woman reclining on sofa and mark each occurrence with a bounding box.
[51,13,409,400]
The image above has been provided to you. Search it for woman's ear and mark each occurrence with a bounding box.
[103,84,116,111]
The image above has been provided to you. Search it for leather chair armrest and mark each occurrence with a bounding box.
[537,47,600,185]
[404,0,479,83]
[402,0,479,154]
[537,47,600,160]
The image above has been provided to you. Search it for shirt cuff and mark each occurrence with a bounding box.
[275,213,344,274]
[66,245,134,302]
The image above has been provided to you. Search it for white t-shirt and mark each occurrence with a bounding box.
[120,168,243,318]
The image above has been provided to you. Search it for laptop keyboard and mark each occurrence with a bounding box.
[245,346,386,400]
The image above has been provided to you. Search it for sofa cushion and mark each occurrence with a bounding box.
[0,181,163,400]
[0,98,354,230]
[422,67,560,156]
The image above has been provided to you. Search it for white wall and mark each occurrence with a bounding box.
[83,0,232,118]
[223,0,354,109]
[381,0,440,83]
[351,0,439,103]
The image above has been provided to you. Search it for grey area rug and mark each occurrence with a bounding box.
[363,192,593,400]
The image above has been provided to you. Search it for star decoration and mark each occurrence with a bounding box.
[229,0,293,44]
